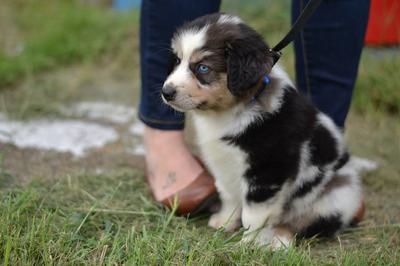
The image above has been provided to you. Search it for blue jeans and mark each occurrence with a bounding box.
[293,0,370,128]
[139,0,370,129]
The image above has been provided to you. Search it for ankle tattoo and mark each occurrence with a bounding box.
[162,172,177,190]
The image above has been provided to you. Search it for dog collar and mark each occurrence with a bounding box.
[251,75,270,103]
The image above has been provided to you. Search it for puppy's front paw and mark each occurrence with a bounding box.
[241,227,293,251]
[208,211,241,232]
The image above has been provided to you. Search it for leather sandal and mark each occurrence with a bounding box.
[145,159,218,216]
[161,170,218,215]
[351,200,366,226]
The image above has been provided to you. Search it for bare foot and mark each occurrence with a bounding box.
[144,126,203,201]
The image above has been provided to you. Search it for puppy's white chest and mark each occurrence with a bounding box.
[192,113,248,195]
[201,137,246,177]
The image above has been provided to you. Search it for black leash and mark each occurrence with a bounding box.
[268,0,323,65]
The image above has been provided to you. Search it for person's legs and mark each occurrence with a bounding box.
[139,0,221,202]
[292,0,370,128]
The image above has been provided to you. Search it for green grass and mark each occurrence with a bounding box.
[353,49,400,114]
[0,167,398,265]
[0,0,137,89]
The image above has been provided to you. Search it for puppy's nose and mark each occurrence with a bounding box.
[162,85,177,101]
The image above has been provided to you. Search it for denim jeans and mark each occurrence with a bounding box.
[139,0,221,130]
[139,0,370,130]
[292,0,370,128]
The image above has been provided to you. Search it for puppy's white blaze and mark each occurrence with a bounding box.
[164,62,190,87]
[218,14,242,25]
[167,27,208,88]
[175,27,208,60]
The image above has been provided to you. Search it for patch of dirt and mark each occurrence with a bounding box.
[0,142,144,187]
[345,113,400,226]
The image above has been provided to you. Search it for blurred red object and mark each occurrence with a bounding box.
[365,0,400,45]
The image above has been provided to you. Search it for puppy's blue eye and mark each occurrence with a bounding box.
[197,64,210,74]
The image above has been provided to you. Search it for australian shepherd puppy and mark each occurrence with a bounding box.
[161,13,365,249]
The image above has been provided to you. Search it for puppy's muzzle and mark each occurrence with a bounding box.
[161,85,177,102]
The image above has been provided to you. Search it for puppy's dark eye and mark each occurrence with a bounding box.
[196,64,210,74]
[175,57,181,65]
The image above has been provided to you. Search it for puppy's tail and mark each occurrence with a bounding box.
[336,155,378,177]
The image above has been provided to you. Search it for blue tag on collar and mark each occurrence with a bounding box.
[263,75,270,86]
[251,75,270,103]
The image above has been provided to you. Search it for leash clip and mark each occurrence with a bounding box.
[267,48,282,66]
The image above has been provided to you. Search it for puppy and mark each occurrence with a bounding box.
[161,13,364,249]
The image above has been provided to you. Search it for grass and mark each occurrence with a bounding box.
[0,0,137,89]
[0,165,398,265]
[353,50,400,114]
[0,0,399,264]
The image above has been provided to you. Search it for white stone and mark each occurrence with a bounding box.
[0,118,118,157]
[129,121,145,136]
[61,102,136,124]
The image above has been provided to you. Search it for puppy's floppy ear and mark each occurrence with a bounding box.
[226,25,273,97]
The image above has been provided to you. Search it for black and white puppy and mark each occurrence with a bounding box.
[161,13,364,249]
